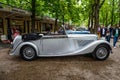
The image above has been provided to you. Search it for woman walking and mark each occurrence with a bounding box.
[113,26,120,48]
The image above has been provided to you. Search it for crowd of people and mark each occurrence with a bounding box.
[98,25,120,48]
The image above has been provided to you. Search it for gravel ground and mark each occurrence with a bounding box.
[0,40,120,80]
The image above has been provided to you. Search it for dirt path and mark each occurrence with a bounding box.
[0,42,120,80]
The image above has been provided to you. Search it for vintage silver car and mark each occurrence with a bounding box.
[9,29,112,61]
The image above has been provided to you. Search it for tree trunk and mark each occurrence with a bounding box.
[118,0,120,27]
[54,12,58,33]
[88,12,91,31]
[101,11,105,26]
[89,1,95,33]
[62,15,64,25]
[93,0,105,33]
[105,10,108,27]
[54,18,58,33]
[111,0,114,27]
[94,0,100,33]
[31,0,36,33]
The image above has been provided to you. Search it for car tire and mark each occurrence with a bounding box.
[21,46,37,61]
[92,44,110,60]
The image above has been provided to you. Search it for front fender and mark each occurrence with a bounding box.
[76,40,112,54]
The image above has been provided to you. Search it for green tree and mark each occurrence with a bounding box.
[1,0,120,33]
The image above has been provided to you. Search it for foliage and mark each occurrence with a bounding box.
[0,0,120,31]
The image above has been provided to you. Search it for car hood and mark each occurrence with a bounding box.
[67,34,98,40]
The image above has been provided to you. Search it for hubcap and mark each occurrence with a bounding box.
[96,47,108,59]
[23,47,35,59]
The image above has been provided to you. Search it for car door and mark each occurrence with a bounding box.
[40,35,73,56]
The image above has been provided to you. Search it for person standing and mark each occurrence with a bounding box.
[13,28,20,39]
[109,26,113,39]
[113,26,120,48]
[97,26,101,39]
[7,27,12,43]
[100,25,107,40]
[106,28,110,42]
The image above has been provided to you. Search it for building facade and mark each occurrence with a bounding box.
[0,2,56,40]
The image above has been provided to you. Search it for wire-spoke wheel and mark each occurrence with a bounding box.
[93,45,110,60]
[21,46,37,61]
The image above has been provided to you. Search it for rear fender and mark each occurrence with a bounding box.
[18,42,39,56]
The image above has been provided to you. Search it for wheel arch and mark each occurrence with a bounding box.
[94,43,112,52]
[19,42,39,56]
